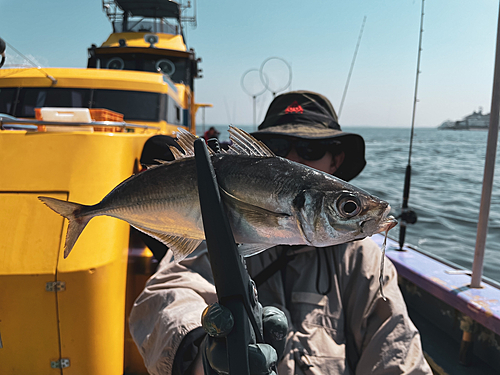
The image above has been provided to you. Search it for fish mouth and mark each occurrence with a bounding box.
[376,215,398,233]
[374,205,398,234]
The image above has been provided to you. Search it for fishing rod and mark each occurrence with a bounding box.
[0,38,57,84]
[338,15,367,119]
[398,0,424,250]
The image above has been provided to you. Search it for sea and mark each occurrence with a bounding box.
[203,125,500,283]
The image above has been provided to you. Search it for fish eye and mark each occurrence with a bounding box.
[337,194,361,218]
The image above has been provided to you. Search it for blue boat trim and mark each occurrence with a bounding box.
[371,233,500,336]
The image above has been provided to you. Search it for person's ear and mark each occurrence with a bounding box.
[329,151,345,174]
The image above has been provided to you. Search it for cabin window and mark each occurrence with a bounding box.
[92,89,160,121]
[15,88,91,117]
[96,54,189,84]
[7,87,161,122]
[0,88,17,115]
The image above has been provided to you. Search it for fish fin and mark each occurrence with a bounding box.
[174,128,215,158]
[38,196,93,258]
[227,126,275,157]
[220,187,290,227]
[174,126,270,158]
[238,243,275,257]
[142,159,174,170]
[132,225,202,262]
[169,146,185,160]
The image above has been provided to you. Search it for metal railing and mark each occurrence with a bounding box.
[0,114,160,131]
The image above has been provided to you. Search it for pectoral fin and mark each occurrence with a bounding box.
[237,243,275,257]
[132,225,202,262]
[219,187,290,228]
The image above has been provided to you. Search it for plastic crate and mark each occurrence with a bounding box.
[89,109,124,122]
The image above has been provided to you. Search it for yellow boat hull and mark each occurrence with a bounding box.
[0,130,153,374]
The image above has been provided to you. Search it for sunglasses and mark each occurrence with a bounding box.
[260,137,341,161]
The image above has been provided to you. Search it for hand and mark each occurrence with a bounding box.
[200,303,288,375]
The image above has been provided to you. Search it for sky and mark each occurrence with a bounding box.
[1,0,500,128]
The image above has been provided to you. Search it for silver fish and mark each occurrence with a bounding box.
[39,126,397,261]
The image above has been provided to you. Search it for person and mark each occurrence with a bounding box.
[203,126,220,142]
[129,90,432,375]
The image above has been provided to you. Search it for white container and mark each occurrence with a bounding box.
[40,107,92,123]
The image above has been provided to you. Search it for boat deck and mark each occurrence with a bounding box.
[372,233,500,374]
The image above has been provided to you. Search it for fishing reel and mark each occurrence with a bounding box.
[397,207,418,251]
[397,207,418,225]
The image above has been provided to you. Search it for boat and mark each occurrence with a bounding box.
[438,108,490,130]
[0,0,207,373]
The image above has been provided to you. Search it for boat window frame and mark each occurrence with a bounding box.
[0,87,19,115]
[93,52,191,85]
[2,87,173,123]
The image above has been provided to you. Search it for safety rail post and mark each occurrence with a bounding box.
[471,2,500,288]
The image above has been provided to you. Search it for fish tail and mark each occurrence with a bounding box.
[38,196,94,258]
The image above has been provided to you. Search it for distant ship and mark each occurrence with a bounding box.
[438,108,489,130]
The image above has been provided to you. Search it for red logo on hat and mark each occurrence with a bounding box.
[284,101,304,114]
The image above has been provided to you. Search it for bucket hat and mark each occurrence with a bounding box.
[252,90,366,181]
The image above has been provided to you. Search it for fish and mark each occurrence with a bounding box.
[39,126,397,261]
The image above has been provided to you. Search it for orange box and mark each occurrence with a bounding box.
[34,108,42,121]
[89,109,124,122]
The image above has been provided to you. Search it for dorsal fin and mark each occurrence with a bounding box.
[169,146,185,160]
[142,161,170,170]
[173,126,274,158]
[174,128,215,158]
[227,126,275,157]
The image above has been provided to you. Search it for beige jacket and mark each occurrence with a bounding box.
[129,238,432,375]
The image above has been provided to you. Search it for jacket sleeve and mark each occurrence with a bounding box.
[129,245,217,375]
[337,238,432,374]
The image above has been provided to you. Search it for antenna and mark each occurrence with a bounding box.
[180,0,197,29]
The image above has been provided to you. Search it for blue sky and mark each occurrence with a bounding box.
[1,0,499,128]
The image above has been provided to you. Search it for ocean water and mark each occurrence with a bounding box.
[204,125,500,283]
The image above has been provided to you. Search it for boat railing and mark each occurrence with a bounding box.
[389,237,500,290]
[0,114,160,132]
